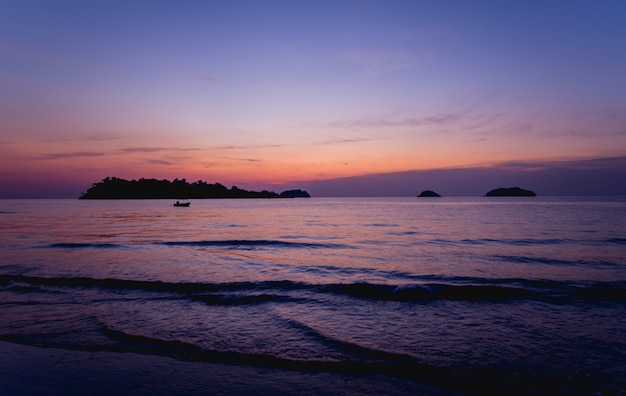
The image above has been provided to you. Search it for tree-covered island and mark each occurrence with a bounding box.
[484,187,536,197]
[79,177,310,199]
[280,189,311,198]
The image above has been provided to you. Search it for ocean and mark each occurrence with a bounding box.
[1,197,625,395]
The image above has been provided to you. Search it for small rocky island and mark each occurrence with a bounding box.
[79,177,310,199]
[417,190,442,197]
[484,187,536,197]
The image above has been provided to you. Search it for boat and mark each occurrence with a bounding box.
[173,200,190,207]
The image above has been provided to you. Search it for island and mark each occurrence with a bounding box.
[417,190,442,197]
[484,187,536,197]
[79,177,311,199]
[280,189,311,198]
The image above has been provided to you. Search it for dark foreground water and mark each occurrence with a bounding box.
[1,197,625,395]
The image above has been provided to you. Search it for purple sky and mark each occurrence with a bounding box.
[1,1,625,197]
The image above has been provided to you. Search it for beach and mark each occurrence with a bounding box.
[0,341,454,395]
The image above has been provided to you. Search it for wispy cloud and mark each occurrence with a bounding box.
[210,135,377,151]
[302,108,476,133]
[34,146,202,163]
[211,143,285,150]
[498,156,626,171]
[144,159,174,165]
[119,147,201,153]
[469,121,534,138]
[35,152,106,160]
[458,113,504,132]
[120,147,166,153]
[325,113,462,129]
[217,156,263,163]
[314,135,379,145]
[42,133,122,143]
[315,106,541,141]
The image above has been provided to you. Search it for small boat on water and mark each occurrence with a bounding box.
[173,200,190,207]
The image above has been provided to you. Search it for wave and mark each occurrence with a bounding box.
[0,274,298,294]
[501,238,571,245]
[43,237,625,251]
[95,324,452,385]
[192,293,303,306]
[387,231,421,236]
[2,274,624,304]
[44,239,346,250]
[101,322,413,365]
[429,238,546,246]
[158,240,346,249]
[493,255,621,268]
[430,237,620,246]
[46,242,123,249]
[0,324,443,385]
[321,282,538,302]
[280,317,415,363]
[1,323,615,395]
[1,321,615,396]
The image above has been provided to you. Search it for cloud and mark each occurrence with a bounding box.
[314,93,624,142]
[119,147,201,153]
[35,152,106,160]
[325,113,463,129]
[42,133,122,143]
[217,156,263,163]
[499,156,626,171]
[121,147,170,153]
[295,156,626,197]
[120,147,167,153]
[144,159,174,165]
[200,76,219,84]
[211,143,285,150]
[210,134,377,152]
[458,113,504,132]
[313,135,379,145]
[297,108,478,137]
[31,146,202,162]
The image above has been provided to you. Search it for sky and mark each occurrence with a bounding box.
[1,0,626,197]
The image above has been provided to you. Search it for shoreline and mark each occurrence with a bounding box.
[0,341,455,395]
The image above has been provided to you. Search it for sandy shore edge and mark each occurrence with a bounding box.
[0,341,457,395]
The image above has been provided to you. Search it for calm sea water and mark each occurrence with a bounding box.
[1,197,625,394]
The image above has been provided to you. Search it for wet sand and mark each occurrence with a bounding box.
[0,341,456,395]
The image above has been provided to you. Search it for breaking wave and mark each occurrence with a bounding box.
[44,239,347,250]
[2,274,624,304]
